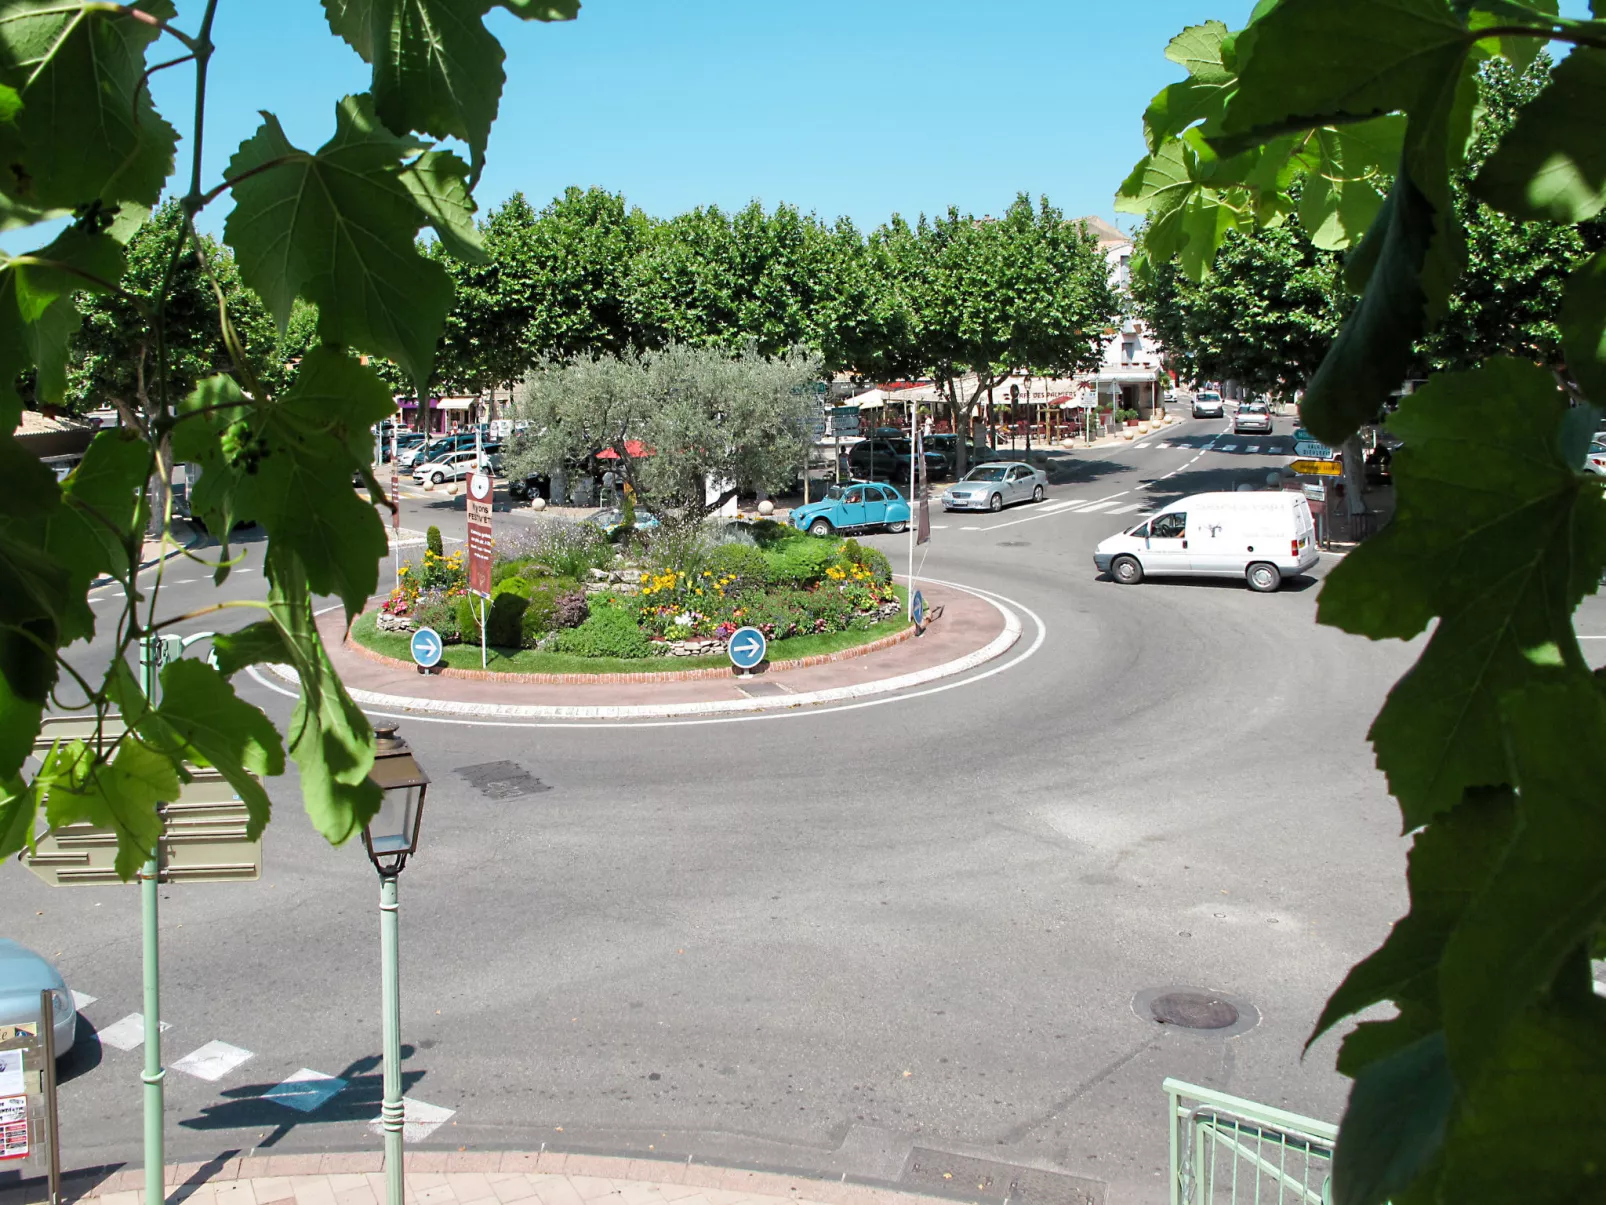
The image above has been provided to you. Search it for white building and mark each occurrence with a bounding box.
[1076,215,1165,418]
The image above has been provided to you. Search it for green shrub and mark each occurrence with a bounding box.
[834,538,892,583]
[549,604,656,658]
[426,525,443,557]
[705,543,771,594]
[645,519,711,579]
[749,518,795,548]
[493,576,533,601]
[485,590,528,648]
[763,537,835,586]
[412,594,461,642]
[455,595,483,642]
[520,575,582,645]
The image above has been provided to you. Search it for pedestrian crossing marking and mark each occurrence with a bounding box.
[172,1040,254,1082]
[263,1068,349,1114]
[98,1013,172,1051]
[370,1096,455,1142]
[1108,503,1146,515]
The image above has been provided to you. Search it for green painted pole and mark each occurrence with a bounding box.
[138,636,165,1205]
[379,873,404,1205]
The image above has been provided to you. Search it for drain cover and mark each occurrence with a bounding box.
[1151,991,1239,1029]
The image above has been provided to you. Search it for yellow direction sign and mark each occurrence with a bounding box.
[1290,458,1342,476]
[20,716,262,886]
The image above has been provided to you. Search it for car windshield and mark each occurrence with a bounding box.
[825,485,846,500]
[1198,392,1220,401]
[963,466,1009,482]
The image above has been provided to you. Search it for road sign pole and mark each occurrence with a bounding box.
[137,635,165,1205]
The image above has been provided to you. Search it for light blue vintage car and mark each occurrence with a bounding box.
[789,482,911,537]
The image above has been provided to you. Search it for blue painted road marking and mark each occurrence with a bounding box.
[727,626,767,670]
[411,627,444,668]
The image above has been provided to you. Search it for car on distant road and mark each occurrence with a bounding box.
[412,447,497,485]
[585,507,660,536]
[846,438,949,482]
[1233,401,1273,434]
[789,481,911,536]
[1192,390,1225,418]
[0,939,76,1057]
[1587,441,1606,477]
[941,462,1047,512]
[923,435,1004,477]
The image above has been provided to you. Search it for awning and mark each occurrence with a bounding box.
[1089,370,1163,385]
[848,389,885,410]
[597,440,653,460]
[436,397,474,412]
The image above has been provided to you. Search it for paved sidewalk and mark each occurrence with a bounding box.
[0,1152,968,1205]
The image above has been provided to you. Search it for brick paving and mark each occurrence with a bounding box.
[0,1153,964,1205]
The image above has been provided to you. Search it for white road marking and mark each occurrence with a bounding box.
[1039,499,1085,514]
[172,1040,254,1082]
[1076,500,1121,513]
[1108,503,1145,515]
[98,1013,172,1051]
[370,1096,455,1143]
[1220,444,1238,452]
[929,524,950,530]
[263,1068,349,1113]
[70,992,96,1010]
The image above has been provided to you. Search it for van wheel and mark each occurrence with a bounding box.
[1111,555,1143,585]
[1247,562,1282,593]
[1032,485,1045,503]
[809,518,833,537]
[989,493,1003,512]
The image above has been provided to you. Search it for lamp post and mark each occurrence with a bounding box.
[362,724,430,1205]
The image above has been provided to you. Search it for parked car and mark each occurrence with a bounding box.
[585,507,660,536]
[1586,441,1606,477]
[789,481,911,536]
[383,432,429,463]
[398,433,478,469]
[846,438,948,482]
[1094,491,1318,592]
[1233,401,1273,434]
[941,462,1047,512]
[412,447,497,485]
[0,939,76,1057]
[506,471,551,502]
[1192,390,1225,418]
[923,435,1004,477]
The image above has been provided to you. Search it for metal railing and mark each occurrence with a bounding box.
[1165,1079,1338,1205]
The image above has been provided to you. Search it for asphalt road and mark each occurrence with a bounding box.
[6,414,1442,1205]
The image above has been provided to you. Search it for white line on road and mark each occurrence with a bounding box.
[1108,503,1145,515]
[370,1097,455,1143]
[70,992,96,1010]
[171,1040,253,1082]
[1075,500,1121,513]
[98,1013,171,1052]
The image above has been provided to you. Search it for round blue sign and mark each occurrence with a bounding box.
[911,590,926,627]
[410,626,444,668]
[727,625,768,670]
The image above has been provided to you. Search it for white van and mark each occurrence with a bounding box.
[1093,491,1319,592]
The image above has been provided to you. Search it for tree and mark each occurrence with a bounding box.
[508,342,821,516]
[1125,6,1606,1202]
[0,0,579,879]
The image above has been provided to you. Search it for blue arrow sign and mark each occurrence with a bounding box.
[410,627,444,668]
[910,590,926,627]
[727,625,767,670]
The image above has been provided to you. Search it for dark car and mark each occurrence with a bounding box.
[507,472,551,503]
[923,435,1004,477]
[846,438,948,483]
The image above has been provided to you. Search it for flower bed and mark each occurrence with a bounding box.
[366,517,907,670]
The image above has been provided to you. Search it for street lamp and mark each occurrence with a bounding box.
[363,723,430,1205]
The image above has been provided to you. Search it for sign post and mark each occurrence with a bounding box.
[466,470,494,668]
[390,426,400,591]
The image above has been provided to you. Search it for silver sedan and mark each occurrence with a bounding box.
[941,462,1048,512]
[0,939,76,1056]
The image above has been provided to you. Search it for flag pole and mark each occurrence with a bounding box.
[908,418,918,620]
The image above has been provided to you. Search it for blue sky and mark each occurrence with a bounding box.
[157,0,1264,237]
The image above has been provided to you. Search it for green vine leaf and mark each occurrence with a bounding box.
[1142,21,1234,152]
[1310,786,1516,1048]
[223,94,454,387]
[151,659,284,840]
[1561,248,1606,405]
[1437,678,1606,1083]
[400,149,487,264]
[0,682,40,784]
[42,428,150,645]
[42,734,178,880]
[1474,47,1606,223]
[1437,997,1606,1205]
[321,0,577,180]
[0,772,38,862]
[0,1,179,209]
[175,352,394,620]
[1317,358,1606,825]
[1332,1032,1456,1205]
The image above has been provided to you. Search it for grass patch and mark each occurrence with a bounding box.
[350,601,911,676]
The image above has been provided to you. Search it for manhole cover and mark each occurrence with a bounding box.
[1150,991,1239,1029]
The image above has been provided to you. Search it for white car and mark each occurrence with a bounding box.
[941,462,1047,512]
[1192,390,1225,418]
[1587,441,1606,476]
[412,449,492,485]
[1094,490,1318,593]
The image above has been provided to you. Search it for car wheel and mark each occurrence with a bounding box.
[989,493,1003,512]
[809,518,833,537]
[432,471,445,484]
[887,520,908,534]
[1111,555,1143,585]
[1247,562,1282,593]
[1032,485,1045,503]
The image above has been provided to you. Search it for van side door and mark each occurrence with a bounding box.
[1143,510,1193,575]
